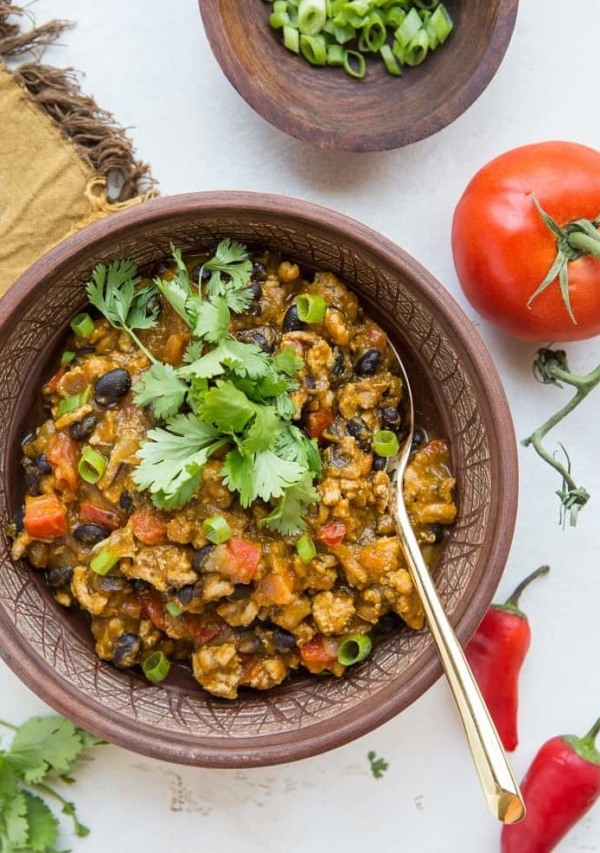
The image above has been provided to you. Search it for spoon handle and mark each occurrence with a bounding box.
[394,499,525,825]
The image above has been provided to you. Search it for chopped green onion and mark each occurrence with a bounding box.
[60,350,76,366]
[380,43,402,75]
[300,33,327,64]
[269,10,290,27]
[90,548,120,576]
[337,634,372,665]
[142,651,171,683]
[298,0,327,35]
[77,447,107,484]
[296,532,317,563]
[327,42,346,65]
[56,393,82,418]
[429,3,452,43]
[283,24,300,52]
[70,312,95,338]
[372,429,399,457]
[296,293,327,323]
[403,27,429,65]
[165,600,183,617]
[394,6,421,46]
[343,48,366,78]
[202,515,232,544]
[362,15,386,51]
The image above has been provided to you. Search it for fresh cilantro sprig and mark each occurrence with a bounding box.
[0,716,104,852]
[85,259,159,362]
[85,240,322,534]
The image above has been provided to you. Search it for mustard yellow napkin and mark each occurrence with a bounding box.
[0,2,157,296]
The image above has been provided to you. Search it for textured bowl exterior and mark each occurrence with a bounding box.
[199,0,519,151]
[0,193,518,767]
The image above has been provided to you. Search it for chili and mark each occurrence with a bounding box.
[501,715,600,852]
[465,565,549,751]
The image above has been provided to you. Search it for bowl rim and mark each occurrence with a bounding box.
[198,0,520,152]
[0,192,519,766]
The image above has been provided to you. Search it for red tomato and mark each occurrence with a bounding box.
[305,409,334,442]
[80,502,121,531]
[316,520,347,547]
[131,510,167,545]
[46,432,80,493]
[137,587,167,631]
[299,636,338,673]
[226,537,262,584]
[452,141,600,342]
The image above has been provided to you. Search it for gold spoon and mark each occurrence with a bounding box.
[385,341,525,826]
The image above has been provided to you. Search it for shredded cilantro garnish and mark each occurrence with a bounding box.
[0,716,103,852]
[367,750,389,779]
[85,240,321,534]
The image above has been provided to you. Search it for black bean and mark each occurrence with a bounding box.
[145,292,162,318]
[192,543,215,572]
[119,492,133,511]
[249,280,262,301]
[151,259,170,278]
[112,633,141,669]
[430,523,446,545]
[13,506,24,534]
[372,454,387,471]
[73,523,110,545]
[228,584,251,601]
[47,564,74,589]
[273,629,297,653]
[34,453,52,475]
[69,414,98,441]
[381,406,401,429]
[176,583,199,606]
[282,304,304,332]
[354,348,381,376]
[251,261,267,280]
[411,427,428,451]
[346,416,372,451]
[236,326,277,352]
[96,574,127,591]
[94,368,131,407]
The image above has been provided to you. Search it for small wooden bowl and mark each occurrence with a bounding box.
[199,0,519,151]
[0,193,518,767]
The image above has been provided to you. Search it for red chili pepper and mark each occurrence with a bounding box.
[465,565,549,751]
[501,716,600,852]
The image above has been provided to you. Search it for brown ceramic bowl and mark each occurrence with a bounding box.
[0,192,517,767]
[199,0,519,151]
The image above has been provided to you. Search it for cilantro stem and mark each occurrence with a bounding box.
[521,347,600,525]
[33,781,90,837]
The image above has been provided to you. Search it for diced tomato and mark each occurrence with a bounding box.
[46,432,80,493]
[305,409,334,442]
[299,635,338,674]
[80,502,121,531]
[226,537,262,584]
[23,494,68,539]
[316,520,347,547]
[182,615,221,647]
[131,510,167,545]
[137,587,167,631]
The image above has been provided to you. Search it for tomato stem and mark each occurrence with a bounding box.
[521,348,600,525]
[527,195,600,325]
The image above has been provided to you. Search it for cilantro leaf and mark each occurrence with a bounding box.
[243,405,280,453]
[2,789,28,848]
[196,380,257,433]
[134,361,189,420]
[7,717,84,784]
[133,414,227,508]
[273,346,305,376]
[86,262,158,332]
[253,449,305,501]
[22,791,60,852]
[183,339,269,380]
[261,473,319,535]
[201,238,252,297]
[193,297,231,343]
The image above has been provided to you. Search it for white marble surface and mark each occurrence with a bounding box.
[3,1,600,850]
